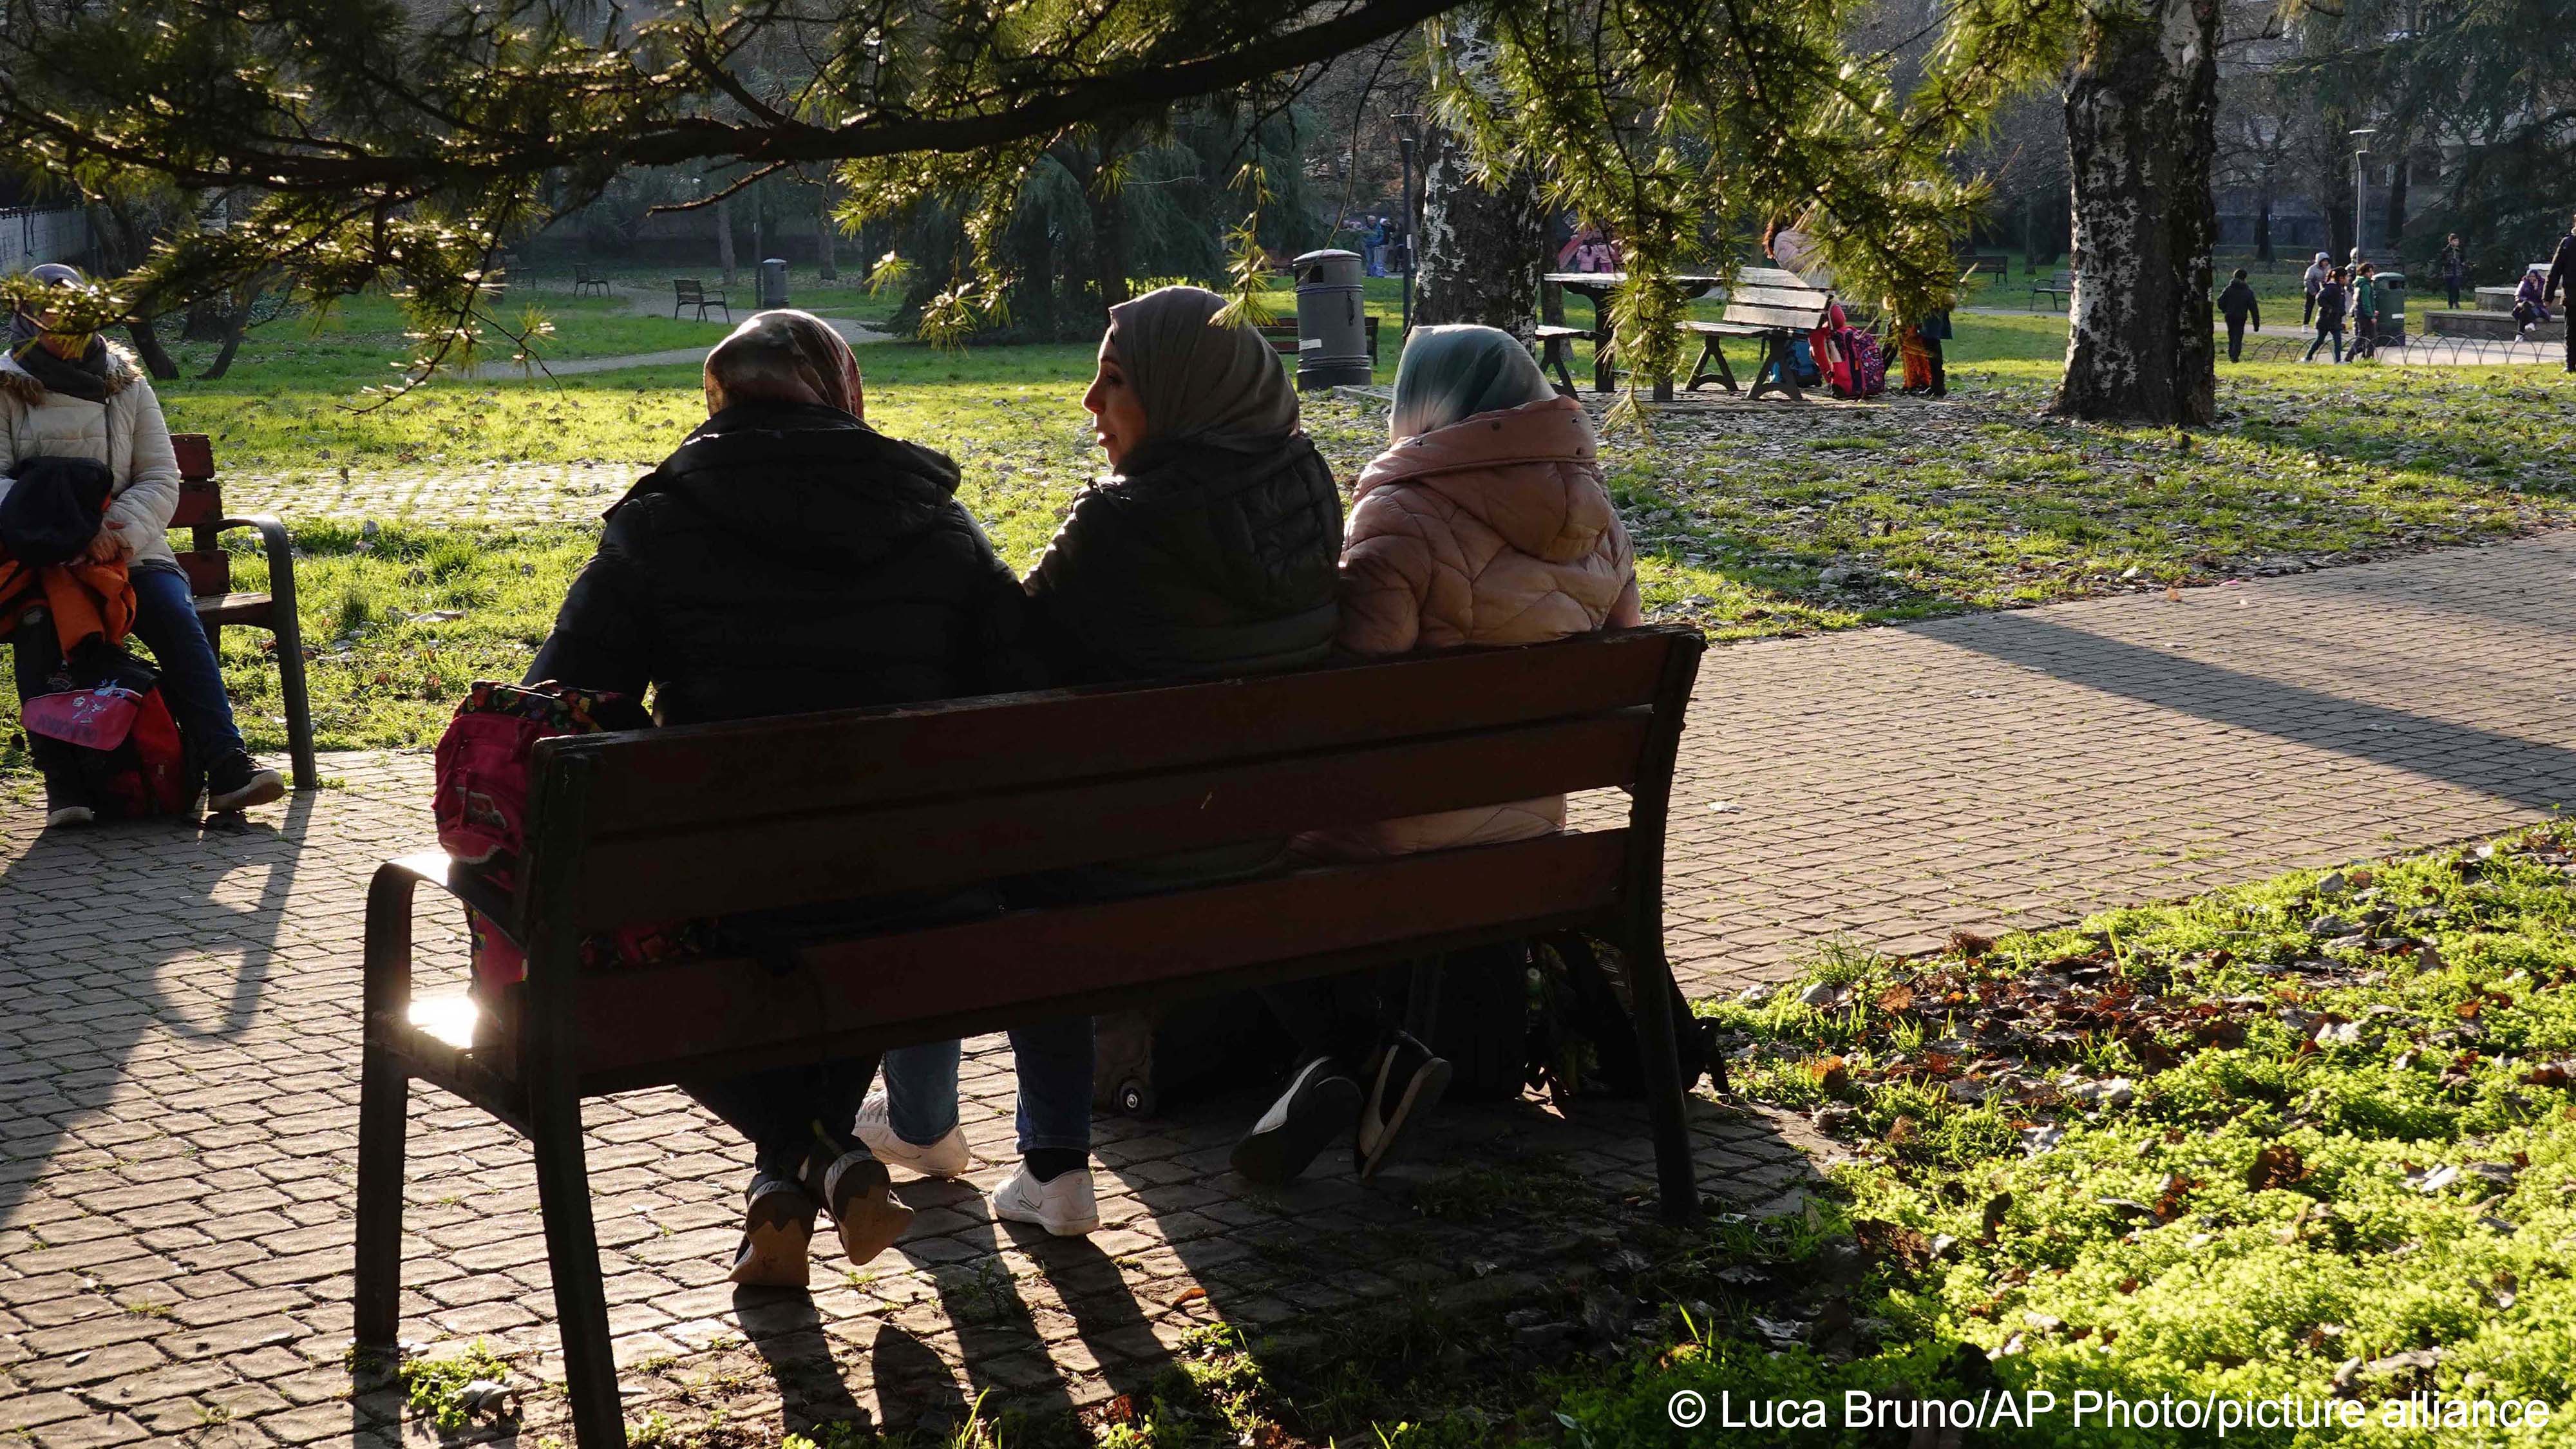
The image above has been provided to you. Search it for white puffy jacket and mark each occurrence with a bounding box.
[0,343,182,570]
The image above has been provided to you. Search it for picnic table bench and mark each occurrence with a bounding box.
[1680,266,1833,402]
[2031,269,2073,310]
[354,626,1709,1446]
[672,278,730,321]
[1540,272,1726,395]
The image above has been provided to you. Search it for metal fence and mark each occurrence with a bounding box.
[2229,330,2564,366]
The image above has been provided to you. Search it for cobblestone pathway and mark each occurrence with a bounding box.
[1645,530,2576,985]
[6,532,2575,1444]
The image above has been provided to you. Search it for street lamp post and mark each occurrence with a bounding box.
[2348,128,2377,264]
[1394,113,1419,337]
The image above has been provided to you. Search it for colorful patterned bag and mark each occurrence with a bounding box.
[433,681,713,989]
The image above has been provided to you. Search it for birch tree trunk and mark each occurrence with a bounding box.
[1412,12,1544,340]
[2055,0,2221,425]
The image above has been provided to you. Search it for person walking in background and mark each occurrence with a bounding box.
[2546,211,2576,373]
[2306,267,2347,363]
[2348,262,2379,362]
[2219,268,2261,363]
[2440,234,2467,308]
[2302,252,2329,327]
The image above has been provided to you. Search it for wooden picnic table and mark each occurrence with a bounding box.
[1541,272,1728,397]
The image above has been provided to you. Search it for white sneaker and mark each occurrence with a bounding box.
[990,1162,1099,1236]
[856,1092,972,1178]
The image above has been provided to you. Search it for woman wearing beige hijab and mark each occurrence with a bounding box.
[854,287,1343,1236]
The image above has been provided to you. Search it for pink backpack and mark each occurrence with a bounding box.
[433,682,708,989]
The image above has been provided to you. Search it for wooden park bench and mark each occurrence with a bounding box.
[2030,269,2073,311]
[8,435,318,791]
[1256,314,1381,373]
[672,278,730,322]
[354,626,1707,1446]
[572,264,612,298]
[1680,266,1833,402]
[168,433,317,790]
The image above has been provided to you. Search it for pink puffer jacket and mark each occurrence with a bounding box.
[1304,392,1641,860]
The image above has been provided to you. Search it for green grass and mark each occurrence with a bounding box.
[0,286,2546,777]
[1555,822,2576,1447]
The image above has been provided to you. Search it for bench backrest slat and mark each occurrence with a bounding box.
[567,829,1626,1085]
[1721,267,1830,330]
[674,280,703,300]
[578,638,1673,833]
[522,628,1697,933]
[562,709,1650,927]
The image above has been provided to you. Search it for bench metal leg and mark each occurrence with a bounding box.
[532,1086,625,1448]
[1542,338,1577,395]
[271,611,316,792]
[1591,334,1614,393]
[1626,938,1700,1224]
[353,1041,408,1347]
[1747,332,1803,402]
[1684,336,1738,393]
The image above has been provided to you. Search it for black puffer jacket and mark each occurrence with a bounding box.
[529,402,1037,724]
[1023,433,1341,684]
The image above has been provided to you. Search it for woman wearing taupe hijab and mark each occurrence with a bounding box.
[854,286,1343,1235]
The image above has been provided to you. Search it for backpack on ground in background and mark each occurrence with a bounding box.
[20,639,199,819]
[1834,327,1888,398]
[1786,334,1823,387]
[1094,995,1300,1117]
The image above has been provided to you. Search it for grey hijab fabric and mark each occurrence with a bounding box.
[1389,324,1558,441]
[1104,285,1299,454]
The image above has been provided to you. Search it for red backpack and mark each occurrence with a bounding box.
[22,647,198,818]
[432,682,709,989]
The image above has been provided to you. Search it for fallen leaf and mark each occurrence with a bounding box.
[1168,1285,1208,1309]
[2247,1143,2306,1191]
[1877,983,1917,1014]
[1810,1056,1850,1093]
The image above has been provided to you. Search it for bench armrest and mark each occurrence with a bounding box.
[208,514,301,618]
[365,851,520,1026]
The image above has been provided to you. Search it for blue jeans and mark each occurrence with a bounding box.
[880,1017,1094,1156]
[131,563,246,761]
[2304,324,2343,363]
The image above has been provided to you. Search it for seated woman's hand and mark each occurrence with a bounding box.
[83,526,133,564]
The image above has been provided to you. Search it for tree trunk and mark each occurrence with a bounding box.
[716,197,737,285]
[2055,0,2220,426]
[2253,181,2273,263]
[124,319,180,380]
[196,287,261,381]
[1412,129,1545,339]
[816,198,839,281]
[1082,134,1133,320]
[2385,149,2410,251]
[1412,11,1544,341]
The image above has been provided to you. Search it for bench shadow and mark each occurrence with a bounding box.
[1908,607,2576,812]
[0,795,310,1228]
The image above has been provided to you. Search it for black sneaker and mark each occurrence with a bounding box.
[1230,1056,1363,1186]
[205,751,285,813]
[43,771,94,828]
[1354,1032,1452,1182]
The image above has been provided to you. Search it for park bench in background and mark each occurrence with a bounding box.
[168,433,316,790]
[1258,315,1379,374]
[355,626,1707,1447]
[672,278,730,321]
[1680,265,1833,402]
[572,264,612,298]
[2031,269,2073,310]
